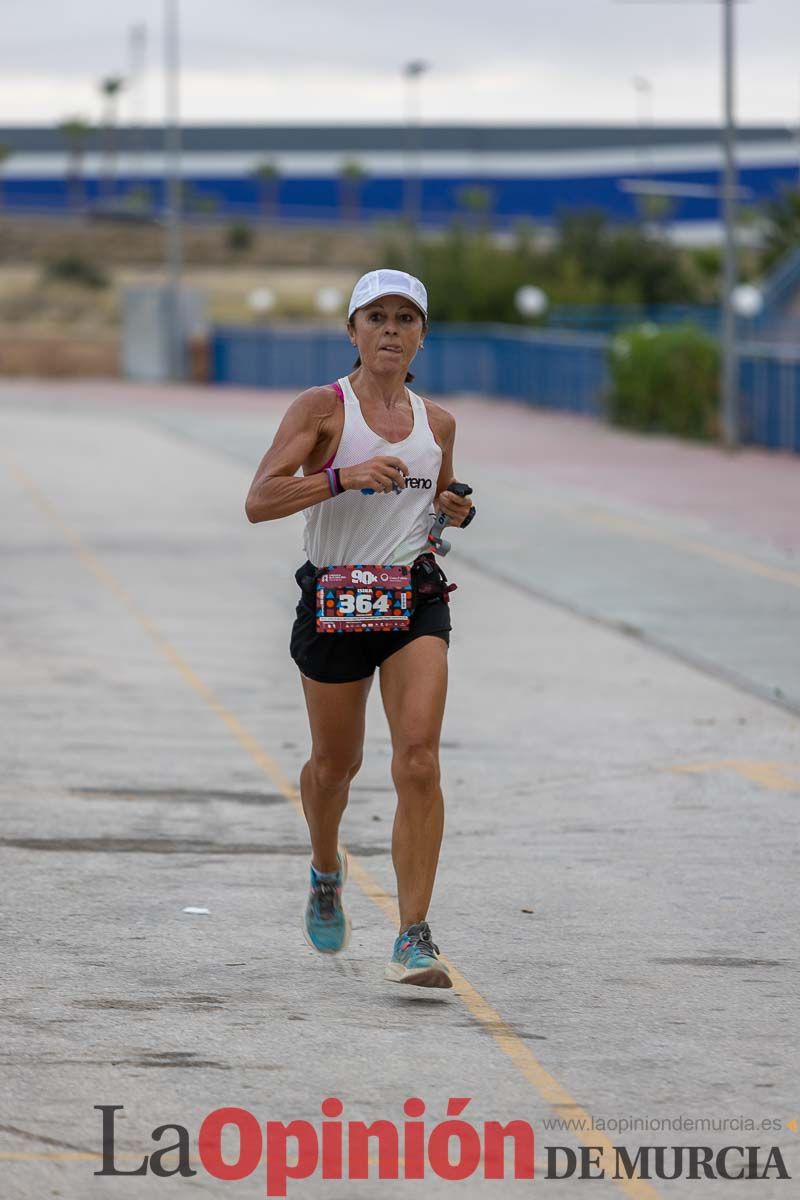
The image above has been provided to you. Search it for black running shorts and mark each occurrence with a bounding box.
[290,560,451,684]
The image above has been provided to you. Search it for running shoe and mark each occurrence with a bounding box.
[302,849,351,954]
[384,920,452,988]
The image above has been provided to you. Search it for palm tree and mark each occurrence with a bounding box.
[252,160,281,222]
[0,144,12,211]
[455,184,494,230]
[99,76,125,202]
[58,117,92,211]
[339,159,367,223]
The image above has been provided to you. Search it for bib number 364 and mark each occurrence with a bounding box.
[316,564,413,633]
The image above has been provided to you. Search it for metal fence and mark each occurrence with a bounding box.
[210,322,800,453]
[739,343,800,452]
[210,323,609,416]
[546,304,720,334]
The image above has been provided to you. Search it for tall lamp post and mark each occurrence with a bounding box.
[616,0,743,448]
[719,0,739,447]
[632,75,653,174]
[403,60,428,269]
[127,23,147,185]
[164,0,183,380]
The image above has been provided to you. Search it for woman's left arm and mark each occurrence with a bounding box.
[429,405,475,527]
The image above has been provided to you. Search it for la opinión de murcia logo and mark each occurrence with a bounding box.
[94,1102,792,1195]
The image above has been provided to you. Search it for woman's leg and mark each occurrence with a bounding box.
[299,673,373,873]
[378,636,449,932]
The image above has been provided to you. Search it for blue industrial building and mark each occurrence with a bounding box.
[0,124,797,232]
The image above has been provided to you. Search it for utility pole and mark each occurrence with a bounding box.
[632,75,653,172]
[719,0,739,446]
[164,0,183,380]
[403,60,428,272]
[615,0,745,447]
[127,23,147,184]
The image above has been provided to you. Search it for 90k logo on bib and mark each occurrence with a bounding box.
[316,564,413,633]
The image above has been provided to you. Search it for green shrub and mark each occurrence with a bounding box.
[607,323,720,440]
[43,253,108,289]
[382,210,706,324]
[226,221,254,253]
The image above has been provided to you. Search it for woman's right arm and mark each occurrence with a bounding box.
[245,389,335,523]
[245,389,411,523]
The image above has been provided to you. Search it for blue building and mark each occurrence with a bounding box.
[0,123,797,234]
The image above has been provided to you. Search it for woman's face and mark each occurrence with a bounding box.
[348,295,426,376]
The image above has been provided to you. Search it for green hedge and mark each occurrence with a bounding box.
[607,324,720,440]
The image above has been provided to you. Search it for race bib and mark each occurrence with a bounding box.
[316,565,413,633]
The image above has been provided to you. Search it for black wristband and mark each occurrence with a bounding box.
[461,505,476,530]
[333,467,343,493]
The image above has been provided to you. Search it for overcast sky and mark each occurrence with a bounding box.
[1,0,798,127]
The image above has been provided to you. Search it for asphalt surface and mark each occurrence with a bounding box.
[1,380,798,1200]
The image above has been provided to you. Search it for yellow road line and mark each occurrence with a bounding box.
[669,759,800,792]
[3,452,660,1198]
[1,454,299,810]
[577,508,800,591]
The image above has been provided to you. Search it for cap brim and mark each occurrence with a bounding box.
[349,291,427,320]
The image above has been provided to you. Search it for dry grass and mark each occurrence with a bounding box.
[0,214,392,270]
[0,331,119,377]
[0,264,359,333]
[0,213,402,374]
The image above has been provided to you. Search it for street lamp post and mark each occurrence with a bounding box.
[719,0,739,447]
[164,0,183,380]
[403,60,428,271]
[127,23,147,185]
[616,0,742,448]
[632,75,654,183]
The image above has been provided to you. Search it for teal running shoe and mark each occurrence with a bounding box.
[302,849,351,954]
[384,920,452,988]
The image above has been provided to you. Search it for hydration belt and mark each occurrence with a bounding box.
[295,553,456,634]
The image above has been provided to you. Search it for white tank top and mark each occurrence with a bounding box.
[302,375,443,567]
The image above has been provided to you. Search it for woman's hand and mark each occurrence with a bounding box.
[340,456,409,494]
[435,487,475,526]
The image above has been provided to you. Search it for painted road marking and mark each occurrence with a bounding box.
[669,760,800,792]
[575,508,800,591]
[3,452,662,1198]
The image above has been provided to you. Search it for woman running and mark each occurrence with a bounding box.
[245,269,475,988]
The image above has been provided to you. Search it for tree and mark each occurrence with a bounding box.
[252,159,280,221]
[633,192,676,231]
[0,144,12,211]
[99,76,125,201]
[455,185,494,230]
[339,159,367,223]
[58,117,92,211]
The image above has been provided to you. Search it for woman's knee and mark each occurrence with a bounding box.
[391,743,441,794]
[306,751,362,793]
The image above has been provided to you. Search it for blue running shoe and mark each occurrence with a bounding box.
[302,849,351,954]
[384,920,452,988]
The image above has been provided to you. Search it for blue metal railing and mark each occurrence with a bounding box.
[739,343,800,452]
[546,304,719,334]
[210,322,800,453]
[759,246,800,318]
[210,323,610,416]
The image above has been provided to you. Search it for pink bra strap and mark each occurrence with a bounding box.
[319,381,344,470]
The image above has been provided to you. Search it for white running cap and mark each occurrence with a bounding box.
[347,269,428,320]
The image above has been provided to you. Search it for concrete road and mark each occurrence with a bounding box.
[1,380,798,1200]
